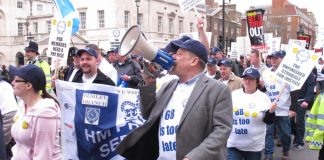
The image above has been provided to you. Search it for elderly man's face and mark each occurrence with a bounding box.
[219,65,231,80]
[170,48,197,76]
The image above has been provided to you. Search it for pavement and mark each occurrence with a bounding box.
[262,141,319,160]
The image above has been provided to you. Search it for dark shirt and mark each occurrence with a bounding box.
[114,58,143,89]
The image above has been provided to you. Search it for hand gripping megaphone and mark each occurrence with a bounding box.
[119,25,175,71]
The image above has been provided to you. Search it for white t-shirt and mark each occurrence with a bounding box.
[0,81,18,114]
[82,73,97,83]
[156,71,179,92]
[262,68,293,116]
[227,89,271,151]
[98,58,118,84]
[158,81,196,160]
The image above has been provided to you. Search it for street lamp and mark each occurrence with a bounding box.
[24,21,33,41]
[135,0,141,25]
[222,0,231,53]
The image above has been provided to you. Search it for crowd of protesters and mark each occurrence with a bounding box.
[0,21,324,160]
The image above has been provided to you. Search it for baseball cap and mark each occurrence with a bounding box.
[207,58,217,65]
[76,47,98,58]
[24,41,39,54]
[163,36,192,53]
[172,39,208,63]
[210,47,221,55]
[9,64,46,91]
[269,50,286,58]
[242,67,261,79]
[218,59,231,67]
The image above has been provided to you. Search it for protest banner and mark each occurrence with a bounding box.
[297,34,312,49]
[47,17,73,72]
[229,42,238,59]
[275,45,320,89]
[281,44,288,52]
[288,39,307,49]
[56,80,144,160]
[269,37,281,53]
[108,29,127,51]
[246,9,265,49]
[178,0,203,13]
[236,36,251,56]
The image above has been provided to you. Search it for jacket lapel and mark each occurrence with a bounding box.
[178,75,208,127]
[151,80,178,118]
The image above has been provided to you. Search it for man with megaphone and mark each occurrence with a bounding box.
[117,36,233,160]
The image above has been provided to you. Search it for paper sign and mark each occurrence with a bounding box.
[275,45,319,89]
[178,0,203,12]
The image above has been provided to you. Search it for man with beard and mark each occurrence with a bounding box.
[72,47,115,86]
[116,39,233,160]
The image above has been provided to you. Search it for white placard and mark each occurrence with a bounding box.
[178,0,203,12]
[275,44,320,89]
[47,17,72,69]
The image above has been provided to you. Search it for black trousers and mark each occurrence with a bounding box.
[319,146,324,160]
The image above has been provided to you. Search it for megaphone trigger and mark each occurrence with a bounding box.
[143,61,163,79]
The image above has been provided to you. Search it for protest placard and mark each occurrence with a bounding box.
[275,45,319,89]
[178,0,203,12]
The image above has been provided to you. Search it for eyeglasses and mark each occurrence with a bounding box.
[13,79,28,83]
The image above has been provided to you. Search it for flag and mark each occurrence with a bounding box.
[56,80,145,160]
[54,0,80,35]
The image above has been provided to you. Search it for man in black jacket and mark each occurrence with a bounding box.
[73,47,115,86]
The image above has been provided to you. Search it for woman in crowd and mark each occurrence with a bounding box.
[9,64,61,160]
[227,67,276,160]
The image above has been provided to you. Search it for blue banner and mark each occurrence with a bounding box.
[56,80,144,160]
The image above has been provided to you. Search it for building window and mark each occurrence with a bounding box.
[287,16,291,23]
[231,27,234,34]
[225,25,228,33]
[158,16,163,32]
[287,25,291,31]
[168,18,174,34]
[190,22,194,32]
[18,23,23,36]
[98,10,105,28]
[263,16,267,21]
[139,14,143,26]
[46,20,51,33]
[17,1,23,8]
[124,11,130,28]
[37,4,43,12]
[179,19,183,33]
[287,33,291,40]
[33,22,38,34]
[237,29,240,35]
[79,12,86,29]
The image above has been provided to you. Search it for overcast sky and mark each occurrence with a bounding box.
[214,0,323,28]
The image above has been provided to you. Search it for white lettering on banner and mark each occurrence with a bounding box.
[82,93,108,107]
[85,129,112,143]
[249,27,264,37]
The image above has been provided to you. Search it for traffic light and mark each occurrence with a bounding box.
[218,35,223,49]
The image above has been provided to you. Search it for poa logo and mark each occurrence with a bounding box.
[85,107,100,125]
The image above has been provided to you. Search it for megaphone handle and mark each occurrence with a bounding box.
[143,62,157,78]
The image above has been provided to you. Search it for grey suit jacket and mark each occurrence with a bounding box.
[116,75,233,160]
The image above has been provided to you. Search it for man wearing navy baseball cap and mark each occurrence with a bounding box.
[117,39,232,160]
[205,58,221,80]
[71,47,115,85]
[218,59,242,92]
[262,49,298,160]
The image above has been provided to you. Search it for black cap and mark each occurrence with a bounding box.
[24,41,39,54]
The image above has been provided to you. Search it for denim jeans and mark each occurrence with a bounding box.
[293,101,307,146]
[227,147,261,160]
[265,116,291,155]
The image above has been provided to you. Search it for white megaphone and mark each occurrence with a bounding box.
[119,25,175,71]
